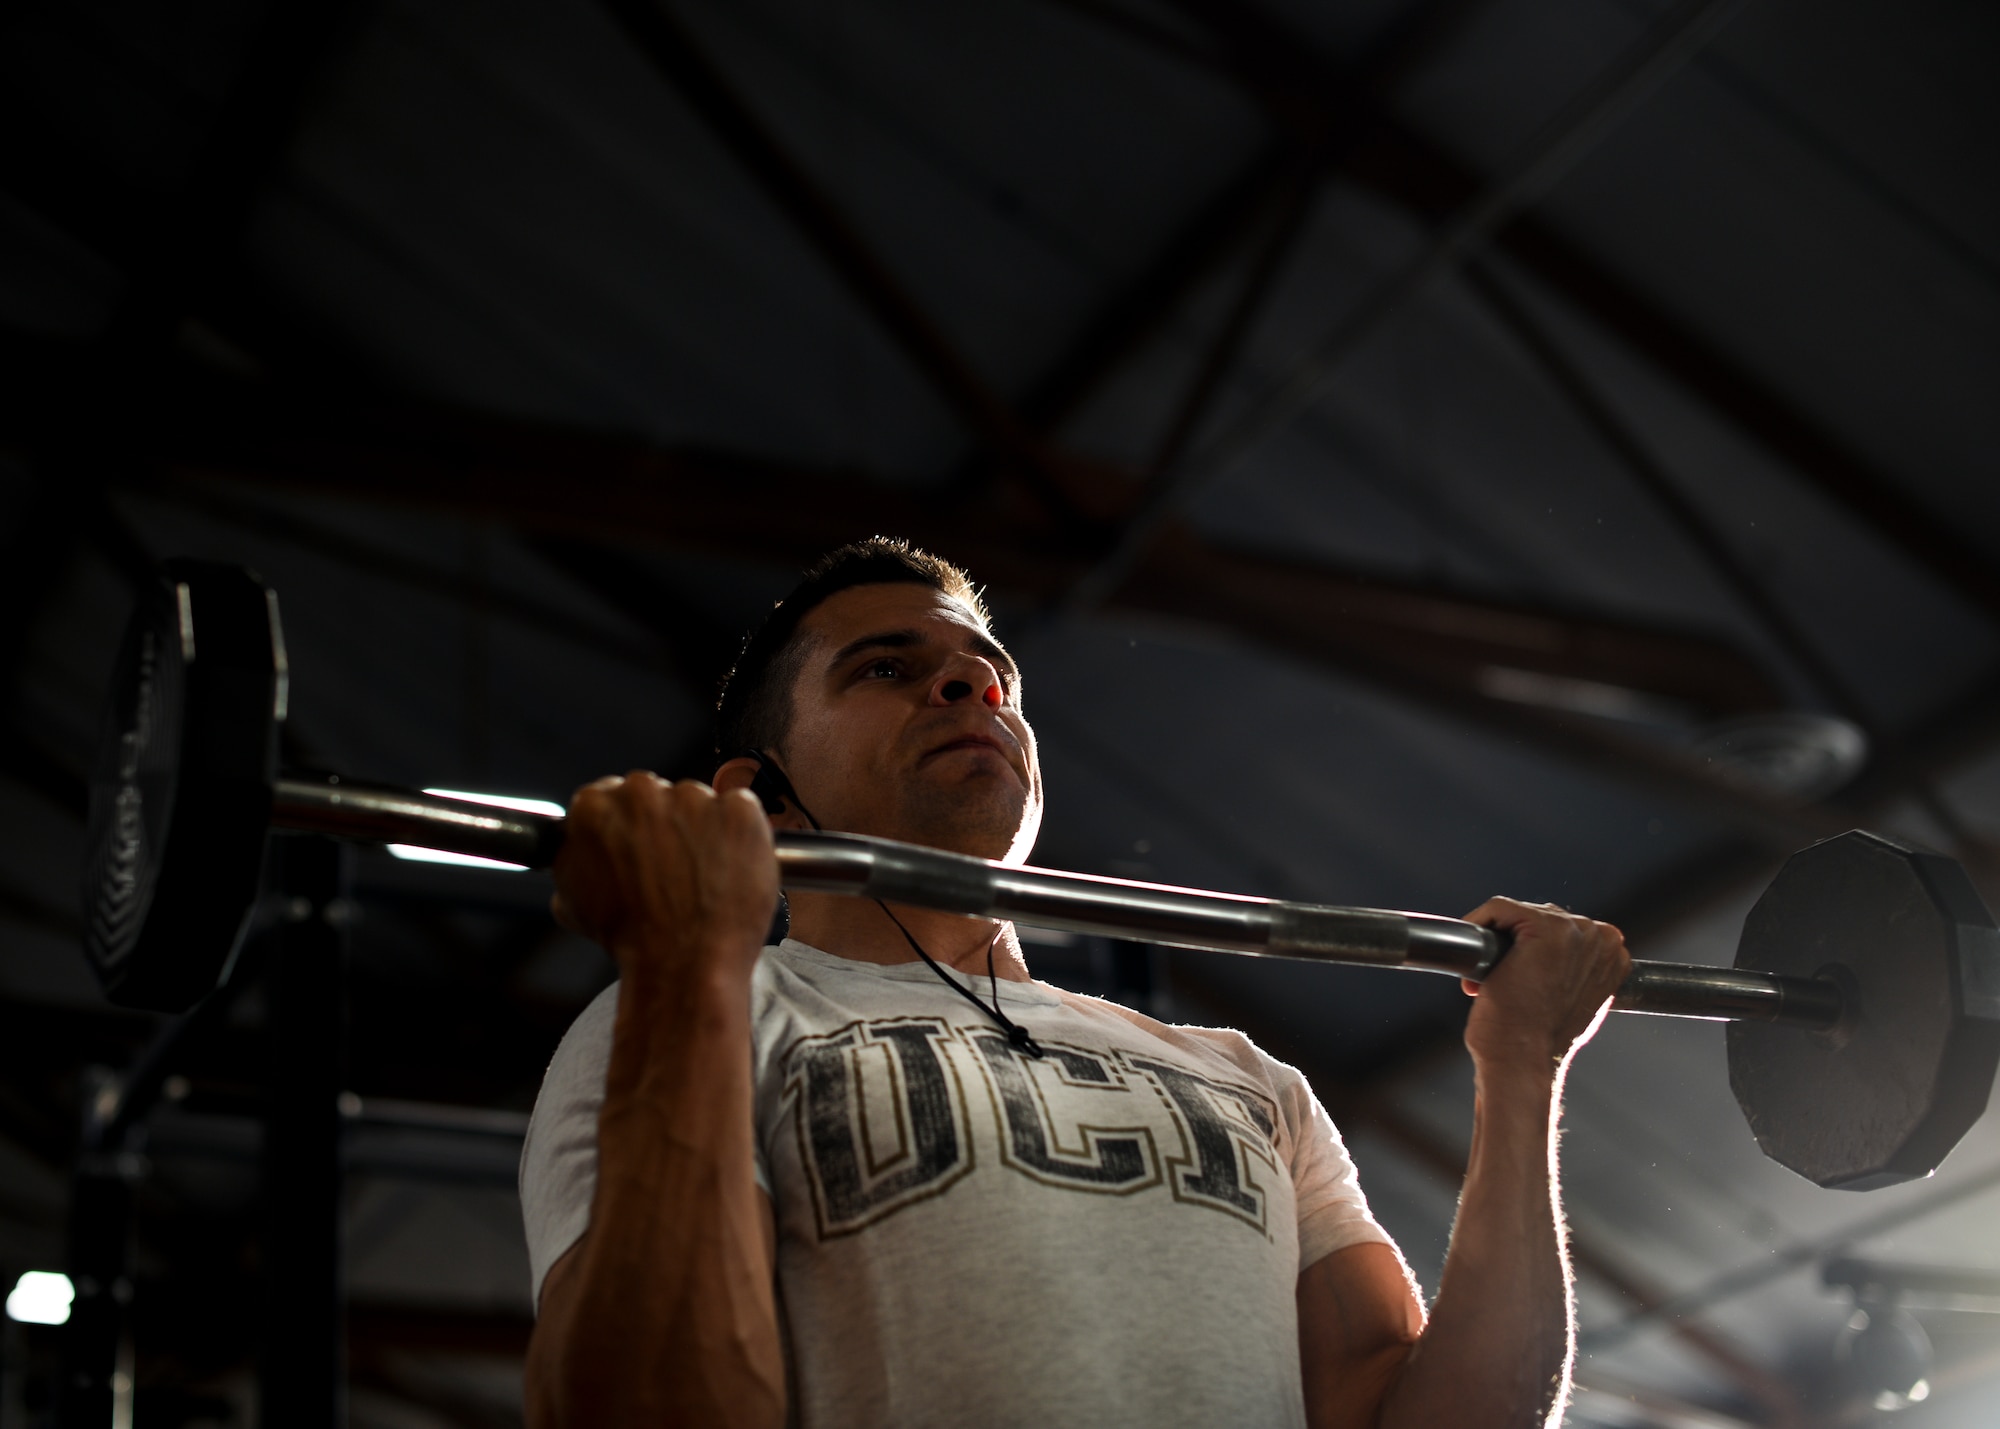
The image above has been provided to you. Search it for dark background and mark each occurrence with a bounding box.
[2,0,1998,1424]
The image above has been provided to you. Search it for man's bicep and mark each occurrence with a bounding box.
[526,1189,778,1426]
[535,1187,778,1318]
[1297,1242,1425,1429]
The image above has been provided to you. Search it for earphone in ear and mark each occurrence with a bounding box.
[718,748,821,829]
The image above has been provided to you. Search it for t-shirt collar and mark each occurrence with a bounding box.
[772,937,1063,1007]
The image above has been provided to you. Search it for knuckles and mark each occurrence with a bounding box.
[548,773,777,959]
[1470,896,1631,992]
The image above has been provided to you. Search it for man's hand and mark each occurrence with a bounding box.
[1459,898,1632,1074]
[551,772,778,984]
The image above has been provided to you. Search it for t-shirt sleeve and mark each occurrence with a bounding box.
[1277,1064,1394,1271]
[518,983,619,1310]
[518,976,779,1311]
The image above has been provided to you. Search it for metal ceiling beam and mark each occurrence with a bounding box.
[1076,0,2000,632]
[0,351,1882,852]
[0,323,1864,853]
[1065,0,1749,611]
[593,0,1091,525]
[154,485,680,678]
[1031,0,1225,83]
[1015,140,1301,440]
[1142,159,1317,477]
[1461,259,1988,859]
[1127,540,1845,850]
[1600,663,2000,971]
[1013,0,1495,448]
[75,356,1780,706]
[1152,0,1477,125]
[1340,123,2000,629]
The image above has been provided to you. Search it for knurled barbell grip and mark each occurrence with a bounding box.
[267,775,1844,1031]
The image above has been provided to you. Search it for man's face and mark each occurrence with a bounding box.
[776,582,1042,863]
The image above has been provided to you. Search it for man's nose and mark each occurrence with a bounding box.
[931,659,1006,710]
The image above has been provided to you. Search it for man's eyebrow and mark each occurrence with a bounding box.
[826,627,1020,681]
[826,629,922,669]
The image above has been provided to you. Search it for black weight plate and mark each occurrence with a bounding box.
[1728,831,2000,1189]
[82,562,285,1012]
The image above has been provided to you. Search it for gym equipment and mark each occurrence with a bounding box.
[1730,835,2000,1189]
[82,563,2000,1189]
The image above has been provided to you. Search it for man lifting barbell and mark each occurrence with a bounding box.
[79,548,2000,1422]
[517,537,1632,1428]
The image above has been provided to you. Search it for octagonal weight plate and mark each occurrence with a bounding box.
[81,562,286,1012]
[1728,830,2000,1190]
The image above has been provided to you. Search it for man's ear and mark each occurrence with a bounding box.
[714,755,810,829]
[713,755,765,802]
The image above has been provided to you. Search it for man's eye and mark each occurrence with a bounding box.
[863,658,901,679]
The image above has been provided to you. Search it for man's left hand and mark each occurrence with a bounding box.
[1458,899,1632,1073]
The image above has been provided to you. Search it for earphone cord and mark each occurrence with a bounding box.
[754,752,1044,1060]
[875,901,1045,1060]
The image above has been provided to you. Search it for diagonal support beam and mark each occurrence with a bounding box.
[1142,156,1318,476]
[1014,0,1497,449]
[593,0,1089,522]
[1064,0,1750,611]
[1014,140,1302,438]
[1343,124,2000,629]
[1092,0,2000,633]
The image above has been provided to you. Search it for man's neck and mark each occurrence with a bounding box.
[783,892,1033,982]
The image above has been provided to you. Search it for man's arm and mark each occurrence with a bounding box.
[1299,900,1629,1429]
[523,774,786,1429]
[1297,1243,1425,1429]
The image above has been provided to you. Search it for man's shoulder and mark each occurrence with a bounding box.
[549,979,620,1064]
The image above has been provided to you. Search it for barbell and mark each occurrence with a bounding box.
[82,562,2000,1190]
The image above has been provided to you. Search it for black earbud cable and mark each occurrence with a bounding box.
[875,901,1045,1060]
[737,748,1044,1059]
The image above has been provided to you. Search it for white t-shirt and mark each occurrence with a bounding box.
[520,939,1393,1428]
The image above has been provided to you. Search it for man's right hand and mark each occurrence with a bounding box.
[551,772,779,983]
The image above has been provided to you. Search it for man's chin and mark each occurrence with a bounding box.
[891,781,1034,863]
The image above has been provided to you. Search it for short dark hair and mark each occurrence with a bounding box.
[714,538,991,761]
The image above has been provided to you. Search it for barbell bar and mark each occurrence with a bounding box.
[81,562,2000,1190]
[271,772,1843,1030]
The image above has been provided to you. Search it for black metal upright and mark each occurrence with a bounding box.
[57,965,242,1427]
[56,1071,137,1429]
[260,836,350,1428]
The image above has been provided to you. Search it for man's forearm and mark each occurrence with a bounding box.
[1380,1062,1572,1429]
[526,958,784,1428]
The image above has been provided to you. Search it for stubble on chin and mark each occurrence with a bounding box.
[895,773,1032,861]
